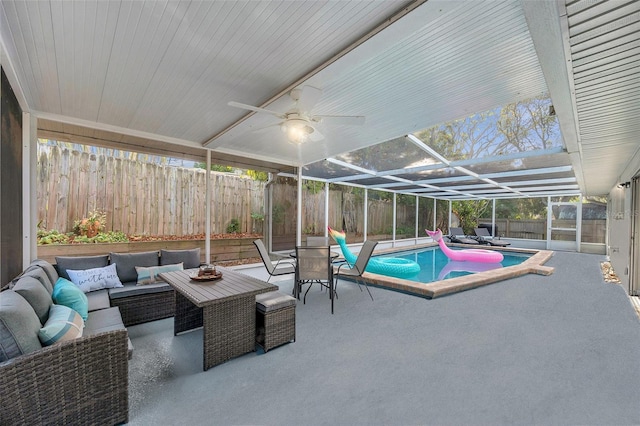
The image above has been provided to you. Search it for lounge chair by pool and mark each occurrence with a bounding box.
[448,227,479,245]
[473,227,510,247]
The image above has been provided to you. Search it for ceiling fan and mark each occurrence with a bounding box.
[228,86,365,144]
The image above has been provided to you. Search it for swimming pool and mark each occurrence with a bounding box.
[346,243,555,299]
[376,246,532,283]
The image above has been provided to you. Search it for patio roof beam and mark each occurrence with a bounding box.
[352,146,566,182]
[482,165,573,179]
[441,177,576,191]
[448,147,567,167]
[504,177,577,187]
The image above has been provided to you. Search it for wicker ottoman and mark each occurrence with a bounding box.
[256,292,296,353]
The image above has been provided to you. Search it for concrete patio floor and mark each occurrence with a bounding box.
[126,251,640,425]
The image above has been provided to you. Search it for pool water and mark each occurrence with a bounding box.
[375,247,531,284]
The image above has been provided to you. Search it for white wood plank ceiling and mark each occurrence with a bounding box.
[1,0,639,197]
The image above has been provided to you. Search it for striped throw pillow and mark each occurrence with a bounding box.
[38,305,84,346]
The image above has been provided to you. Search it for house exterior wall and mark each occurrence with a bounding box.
[607,144,640,295]
[608,186,631,291]
[1,67,24,285]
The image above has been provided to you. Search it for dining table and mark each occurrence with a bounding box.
[159,266,277,371]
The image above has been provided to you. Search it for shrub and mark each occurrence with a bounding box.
[73,211,106,237]
[226,218,241,233]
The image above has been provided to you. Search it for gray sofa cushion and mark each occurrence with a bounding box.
[86,289,111,312]
[108,281,173,299]
[110,251,159,283]
[21,267,54,294]
[84,306,133,355]
[28,259,59,287]
[84,306,126,334]
[161,248,201,269]
[55,255,109,281]
[13,276,53,325]
[0,290,43,362]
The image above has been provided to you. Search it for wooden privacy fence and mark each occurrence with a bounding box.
[272,183,433,237]
[37,145,265,235]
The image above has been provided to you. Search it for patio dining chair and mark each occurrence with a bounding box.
[295,246,335,313]
[305,236,330,246]
[333,240,378,303]
[253,239,296,283]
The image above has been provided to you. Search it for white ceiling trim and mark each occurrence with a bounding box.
[33,110,204,151]
[520,0,585,191]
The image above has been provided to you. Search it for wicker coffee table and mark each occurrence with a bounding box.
[160,267,277,370]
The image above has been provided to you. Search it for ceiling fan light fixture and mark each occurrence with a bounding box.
[281,119,314,144]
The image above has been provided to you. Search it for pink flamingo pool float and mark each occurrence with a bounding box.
[426,229,504,263]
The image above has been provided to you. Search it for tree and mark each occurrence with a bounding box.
[414,94,561,160]
[452,200,490,234]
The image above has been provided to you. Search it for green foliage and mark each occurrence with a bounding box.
[73,211,106,237]
[395,225,415,236]
[495,198,546,220]
[251,212,264,221]
[396,194,416,206]
[304,180,325,194]
[272,203,287,225]
[226,218,241,233]
[194,163,234,173]
[73,231,129,244]
[246,170,269,181]
[37,229,71,245]
[452,200,490,234]
[37,229,129,245]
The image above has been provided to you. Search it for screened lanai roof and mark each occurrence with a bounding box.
[296,98,578,200]
[298,137,575,201]
[2,0,638,198]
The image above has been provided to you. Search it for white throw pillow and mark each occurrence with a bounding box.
[67,263,123,293]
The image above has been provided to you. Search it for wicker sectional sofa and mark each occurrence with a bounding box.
[54,248,201,326]
[0,248,200,425]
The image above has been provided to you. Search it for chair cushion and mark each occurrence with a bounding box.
[67,263,123,293]
[38,305,84,346]
[13,276,54,325]
[83,306,134,355]
[136,263,183,285]
[21,267,54,294]
[83,306,125,335]
[0,290,43,361]
[51,277,89,321]
[256,292,297,313]
[55,255,109,281]
[27,259,59,287]
[161,248,200,269]
[86,289,111,312]
[110,251,159,282]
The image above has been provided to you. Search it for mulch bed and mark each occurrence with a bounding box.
[128,232,262,242]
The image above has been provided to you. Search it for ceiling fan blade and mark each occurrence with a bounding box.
[228,101,286,118]
[314,115,366,126]
[295,86,323,113]
[308,127,325,142]
[249,122,281,134]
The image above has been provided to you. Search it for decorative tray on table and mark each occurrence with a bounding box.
[189,265,223,282]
